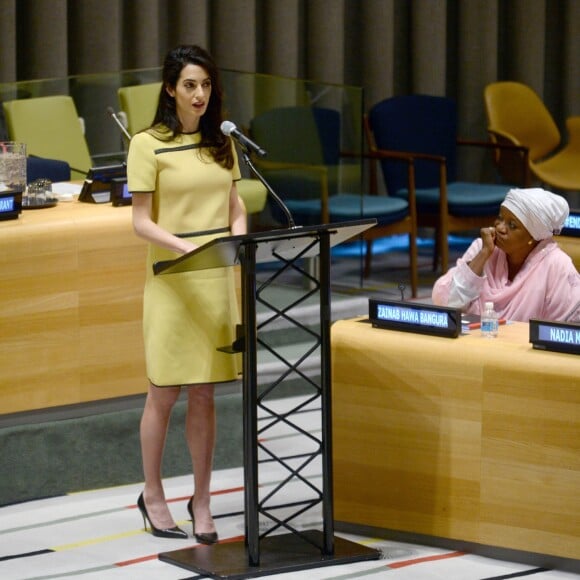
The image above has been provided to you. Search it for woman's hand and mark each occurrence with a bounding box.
[179,240,199,255]
[132,192,199,255]
[480,226,496,255]
[466,225,496,276]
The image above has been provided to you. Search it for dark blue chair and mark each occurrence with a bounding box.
[27,156,71,183]
[250,105,418,296]
[366,95,509,272]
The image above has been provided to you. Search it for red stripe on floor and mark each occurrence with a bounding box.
[389,550,466,569]
[219,534,245,544]
[117,552,170,566]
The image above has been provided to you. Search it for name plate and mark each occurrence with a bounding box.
[368,299,461,338]
[110,177,132,206]
[0,189,22,220]
[561,210,580,237]
[79,163,127,204]
[529,318,580,355]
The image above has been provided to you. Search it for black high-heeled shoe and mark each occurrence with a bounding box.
[137,492,188,539]
[187,496,218,545]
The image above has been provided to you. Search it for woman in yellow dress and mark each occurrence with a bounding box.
[127,45,246,543]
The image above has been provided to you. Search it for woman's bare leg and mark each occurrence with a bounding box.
[140,382,181,528]
[185,383,216,533]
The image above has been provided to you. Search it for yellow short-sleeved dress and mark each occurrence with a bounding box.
[127,127,241,387]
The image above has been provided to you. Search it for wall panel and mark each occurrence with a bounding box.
[456,0,500,180]
[358,0,396,108]
[0,0,17,81]
[121,0,162,70]
[563,0,580,118]
[307,0,346,85]
[68,0,122,74]
[17,0,68,80]
[0,0,575,185]
[411,0,447,96]
[261,0,303,78]
[211,0,258,72]
[170,0,210,50]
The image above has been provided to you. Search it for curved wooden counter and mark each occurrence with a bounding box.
[331,318,580,560]
[0,202,147,414]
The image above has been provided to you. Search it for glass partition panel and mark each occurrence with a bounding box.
[1,68,371,291]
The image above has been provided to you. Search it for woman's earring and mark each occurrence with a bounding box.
[528,239,534,245]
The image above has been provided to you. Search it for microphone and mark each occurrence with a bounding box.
[220,121,267,158]
[398,282,407,301]
[106,106,132,141]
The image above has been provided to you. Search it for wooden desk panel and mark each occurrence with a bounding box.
[332,321,484,543]
[77,210,147,401]
[331,319,580,559]
[0,202,148,414]
[480,345,580,558]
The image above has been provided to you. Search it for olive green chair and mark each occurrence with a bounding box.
[117,82,162,137]
[3,95,92,180]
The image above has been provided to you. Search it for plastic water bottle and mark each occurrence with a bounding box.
[481,301,499,338]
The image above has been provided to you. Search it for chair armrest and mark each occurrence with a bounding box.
[365,148,446,164]
[363,113,446,167]
[362,114,444,210]
[485,129,531,186]
[359,149,444,216]
[486,128,524,147]
[457,136,528,153]
[256,159,329,175]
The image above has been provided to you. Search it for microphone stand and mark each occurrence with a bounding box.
[240,149,296,229]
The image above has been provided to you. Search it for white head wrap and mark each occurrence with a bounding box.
[501,187,569,240]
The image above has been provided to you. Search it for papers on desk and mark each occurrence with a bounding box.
[50,182,83,201]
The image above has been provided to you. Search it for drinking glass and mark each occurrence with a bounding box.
[0,141,27,194]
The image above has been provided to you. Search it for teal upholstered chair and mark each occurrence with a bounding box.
[366,95,509,273]
[250,106,361,208]
[250,106,418,295]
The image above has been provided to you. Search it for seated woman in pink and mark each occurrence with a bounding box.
[432,187,580,322]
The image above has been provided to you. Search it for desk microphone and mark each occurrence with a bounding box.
[398,282,407,301]
[106,106,132,141]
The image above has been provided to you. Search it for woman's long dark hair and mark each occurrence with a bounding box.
[152,44,233,169]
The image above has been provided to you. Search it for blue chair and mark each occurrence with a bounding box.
[366,95,509,272]
[250,106,418,296]
[27,156,71,183]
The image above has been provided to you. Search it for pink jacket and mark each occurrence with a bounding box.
[432,238,580,323]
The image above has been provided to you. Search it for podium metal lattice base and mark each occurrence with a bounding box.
[158,530,381,579]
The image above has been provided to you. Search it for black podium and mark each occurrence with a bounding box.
[153,219,381,579]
